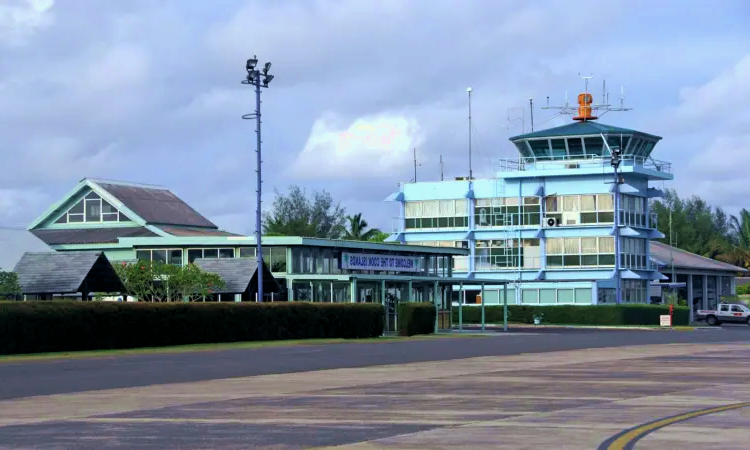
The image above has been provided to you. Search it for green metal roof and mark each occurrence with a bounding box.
[509,121,661,142]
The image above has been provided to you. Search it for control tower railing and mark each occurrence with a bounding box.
[497,155,672,174]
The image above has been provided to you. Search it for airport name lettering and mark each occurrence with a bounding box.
[345,254,418,272]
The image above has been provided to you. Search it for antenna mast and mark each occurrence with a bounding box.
[413,147,421,182]
[467,87,473,179]
[542,73,633,120]
[529,98,534,132]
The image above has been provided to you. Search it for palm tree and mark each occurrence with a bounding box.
[342,213,381,241]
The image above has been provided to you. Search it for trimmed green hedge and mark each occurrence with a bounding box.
[452,304,689,326]
[0,301,386,355]
[397,303,436,336]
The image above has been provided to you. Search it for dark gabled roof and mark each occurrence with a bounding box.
[509,121,662,141]
[13,251,125,294]
[94,181,217,228]
[159,226,240,237]
[193,258,279,294]
[650,241,747,273]
[30,227,158,246]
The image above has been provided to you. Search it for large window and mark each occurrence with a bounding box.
[54,191,132,224]
[621,237,647,269]
[620,195,647,228]
[546,236,615,268]
[239,246,287,272]
[623,280,648,303]
[404,199,469,230]
[135,249,183,265]
[545,194,614,226]
[475,197,541,227]
[187,248,235,264]
[474,239,541,270]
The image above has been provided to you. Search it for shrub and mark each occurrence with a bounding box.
[397,303,436,336]
[0,301,385,355]
[452,304,689,326]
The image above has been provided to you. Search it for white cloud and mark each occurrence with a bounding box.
[288,113,425,180]
[0,0,54,46]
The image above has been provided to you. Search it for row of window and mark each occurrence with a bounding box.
[55,192,132,224]
[133,246,288,272]
[516,135,656,160]
[403,194,652,230]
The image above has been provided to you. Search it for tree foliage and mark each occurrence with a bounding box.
[0,271,21,300]
[342,213,381,241]
[263,185,347,238]
[113,261,226,302]
[651,189,750,269]
[368,230,391,243]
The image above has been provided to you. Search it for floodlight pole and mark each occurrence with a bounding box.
[242,56,273,303]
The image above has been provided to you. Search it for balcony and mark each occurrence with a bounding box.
[497,155,672,174]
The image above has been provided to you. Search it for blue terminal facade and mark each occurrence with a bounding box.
[385,115,673,306]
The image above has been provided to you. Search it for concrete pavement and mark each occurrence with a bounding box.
[0,340,749,448]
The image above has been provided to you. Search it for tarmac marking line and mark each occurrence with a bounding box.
[598,401,750,450]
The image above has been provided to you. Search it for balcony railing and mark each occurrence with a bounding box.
[497,155,671,174]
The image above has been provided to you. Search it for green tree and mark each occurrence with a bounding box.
[368,230,392,243]
[113,260,225,302]
[342,213,381,241]
[0,271,21,300]
[263,185,346,238]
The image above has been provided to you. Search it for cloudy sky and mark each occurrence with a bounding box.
[1,0,749,240]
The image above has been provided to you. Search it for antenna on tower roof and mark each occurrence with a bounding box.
[541,73,633,121]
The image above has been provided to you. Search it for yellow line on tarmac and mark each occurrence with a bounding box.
[598,401,750,450]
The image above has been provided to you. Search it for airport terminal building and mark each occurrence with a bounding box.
[384,109,744,308]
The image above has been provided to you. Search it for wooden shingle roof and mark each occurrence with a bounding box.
[193,258,279,294]
[13,251,124,294]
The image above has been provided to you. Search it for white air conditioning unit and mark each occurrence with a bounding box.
[544,216,559,227]
[563,212,580,225]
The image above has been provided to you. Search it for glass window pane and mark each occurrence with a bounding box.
[405,202,421,218]
[558,289,575,303]
[598,237,615,253]
[581,195,596,211]
[581,237,597,253]
[563,238,579,254]
[55,214,67,224]
[85,200,101,221]
[101,200,117,214]
[563,196,580,212]
[136,250,150,262]
[188,249,202,264]
[522,289,539,304]
[583,137,604,156]
[539,289,556,304]
[85,192,101,200]
[567,138,584,157]
[239,247,255,258]
[529,139,551,157]
[546,238,563,254]
[550,139,567,158]
[219,248,235,258]
[545,196,559,213]
[422,201,439,216]
[439,200,455,216]
[597,194,614,210]
[119,212,132,221]
[69,200,84,214]
[169,250,182,265]
[597,211,614,223]
[102,213,118,222]
[152,250,167,263]
[575,288,591,304]
[203,248,218,259]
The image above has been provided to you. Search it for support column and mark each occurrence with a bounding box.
[458,281,463,331]
[286,278,293,301]
[351,277,358,303]
[480,282,486,331]
[702,275,708,310]
[503,282,508,332]
[408,280,414,302]
[433,280,439,334]
[687,274,694,322]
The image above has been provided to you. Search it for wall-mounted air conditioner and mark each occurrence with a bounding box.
[544,216,559,227]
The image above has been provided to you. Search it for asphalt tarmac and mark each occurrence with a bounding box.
[1,326,749,401]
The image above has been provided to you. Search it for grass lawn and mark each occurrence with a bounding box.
[0,333,486,364]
